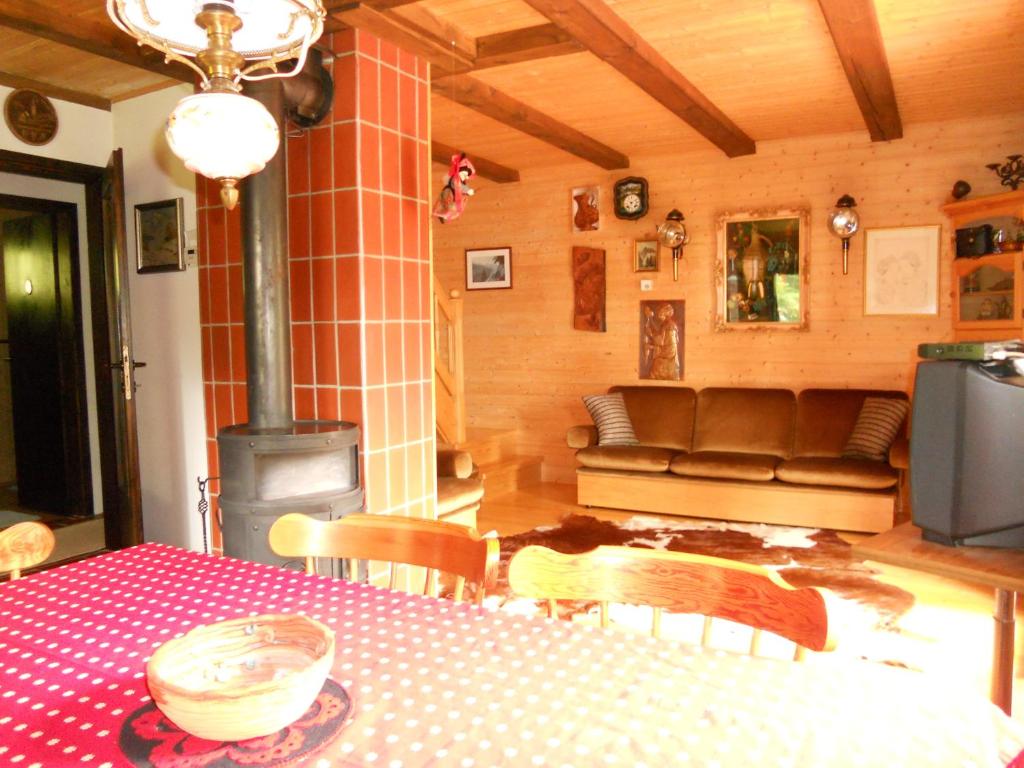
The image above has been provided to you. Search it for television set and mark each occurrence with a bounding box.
[910,360,1024,548]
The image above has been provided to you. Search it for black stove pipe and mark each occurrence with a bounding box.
[240,50,332,430]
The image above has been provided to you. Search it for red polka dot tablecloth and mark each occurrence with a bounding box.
[1,543,1023,767]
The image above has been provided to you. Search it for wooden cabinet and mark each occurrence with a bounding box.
[941,190,1024,341]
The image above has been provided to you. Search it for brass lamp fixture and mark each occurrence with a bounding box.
[108,0,325,209]
[656,209,689,281]
[827,194,860,275]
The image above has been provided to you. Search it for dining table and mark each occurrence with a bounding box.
[2,542,1024,767]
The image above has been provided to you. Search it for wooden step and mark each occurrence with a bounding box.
[459,427,518,465]
[479,455,543,498]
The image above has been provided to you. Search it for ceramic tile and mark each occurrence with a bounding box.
[290,258,312,323]
[228,264,244,324]
[379,39,398,69]
[333,122,358,189]
[207,207,227,265]
[232,383,248,425]
[379,64,398,132]
[358,55,379,125]
[403,323,420,386]
[210,325,230,382]
[310,192,335,258]
[382,196,401,257]
[292,323,314,386]
[362,255,384,321]
[316,386,340,421]
[310,126,334,193]
[384,323,404,384]
[399,74,416,137]
[383,258,402,321]
[364,322,385,386]
[359,124,380,191]
[362,191,382,257]
[200,326,214,384]
[338,323,362,387]
[293,386,315,420]
[332,53,357,123]
[214,383,235,430]
[204,383,216,438]
[286,131,310,195]
[336,255,361,321]
[340,388,362,426]
[288,195,310,259]
[402,260,420,319]
[313,322,338,385]
[366,450,388,514]
[311,257,335,322]
[365,388,387,452]
[334,189,360,255]
[380,130,400,195]
[226,206,242,264]
[230,324,246,383]
[400,136,418,200]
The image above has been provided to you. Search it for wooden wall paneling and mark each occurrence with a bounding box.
[432,113,1024,483]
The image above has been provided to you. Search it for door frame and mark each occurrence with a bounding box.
[0,194,92,516]
[0,148,142,549]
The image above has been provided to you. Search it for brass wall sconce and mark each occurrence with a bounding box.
[827,195,860,275]
[656,209,689,281]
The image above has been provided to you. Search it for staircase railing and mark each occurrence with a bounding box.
[434,275,465,445]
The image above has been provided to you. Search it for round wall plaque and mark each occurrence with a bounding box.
[4,89,58,146]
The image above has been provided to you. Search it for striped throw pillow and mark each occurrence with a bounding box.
[582,392,639,446]
[842,397,909,461]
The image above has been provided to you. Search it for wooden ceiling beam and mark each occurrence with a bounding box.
[520,0,755,158]
[817,0,903,142]
[329,2,475,74]
[432,141,521,184]
[0,71,111,111]
[0,0,192,82]
[474,23,584,71]
[433,74,628,170]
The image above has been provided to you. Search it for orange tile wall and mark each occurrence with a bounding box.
[198,30,435,553]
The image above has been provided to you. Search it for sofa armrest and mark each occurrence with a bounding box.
[437,449,473,479]
[888,437,909,470]
[567,425,598,449]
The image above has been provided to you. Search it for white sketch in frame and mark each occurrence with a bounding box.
[864,226,940,316]
[466,247,512,290]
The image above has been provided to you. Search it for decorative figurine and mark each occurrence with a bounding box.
[951,180,972,200]
[433,152,476,224]
[986,155,1023,191]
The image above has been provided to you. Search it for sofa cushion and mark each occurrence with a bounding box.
[609,386,696,450]
[669,451,780,482]
[793,389,908,458]
[436,476,485,517]
[583,392,640,446]
[775,457,899,490]
[576,445,677,472]
[691,388,796,458]
[842,397,911,461]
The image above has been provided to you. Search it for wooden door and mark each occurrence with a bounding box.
[96,150,143,548]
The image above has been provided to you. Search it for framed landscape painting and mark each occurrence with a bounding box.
[466,247,512,290]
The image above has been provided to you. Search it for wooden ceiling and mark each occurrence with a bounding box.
[0,0,1020,180]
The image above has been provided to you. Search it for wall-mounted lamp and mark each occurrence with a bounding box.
[22,279,32,295]
[108,0,325,209]
[827,194,860,275]
[656,209,689,281]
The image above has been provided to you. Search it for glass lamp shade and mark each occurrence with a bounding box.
[657,209,688,250]
[827,195,860,275]
[107,0,323,60]
[166,91,279,209]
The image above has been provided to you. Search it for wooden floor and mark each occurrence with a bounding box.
[478,481,1024,722]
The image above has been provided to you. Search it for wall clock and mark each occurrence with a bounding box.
[4,90,58,146]
[613,176,649,220]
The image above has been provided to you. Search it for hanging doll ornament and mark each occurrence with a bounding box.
[434,152,476,223]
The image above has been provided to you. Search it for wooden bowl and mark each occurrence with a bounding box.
[146,614,335,741]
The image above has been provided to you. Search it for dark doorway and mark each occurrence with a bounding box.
[0,149,143,552]
[0,198,91,517]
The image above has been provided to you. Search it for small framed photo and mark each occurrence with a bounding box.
[634,239,659,272]
[135,198,185,273]
[864,225,940,316]
[465,247,512,290]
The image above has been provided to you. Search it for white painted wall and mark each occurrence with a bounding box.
[0,173,103,517]
[113,85,206,551]
[0,87,113,167]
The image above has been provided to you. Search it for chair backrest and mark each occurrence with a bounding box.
[507,544,835,660]
[0,522,55,580]
[268,513,500,603]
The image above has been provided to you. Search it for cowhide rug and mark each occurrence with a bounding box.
[484,514,918,665]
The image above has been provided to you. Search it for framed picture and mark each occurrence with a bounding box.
[571,185,599,232]
[573,246,606,332]
[465,247,512,290]
[634,239,659,272]
[714,208,809,330]
[135,198,185,273]
[640,300,684,380]
[864,225,940,316]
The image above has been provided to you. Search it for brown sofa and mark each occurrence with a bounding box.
[568,386,909,533]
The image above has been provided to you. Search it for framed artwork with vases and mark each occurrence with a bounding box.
[714,209,809,331]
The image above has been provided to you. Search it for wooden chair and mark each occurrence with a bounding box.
[0,522,55,581]
[268,513,500,604]
[507,544,836,660]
